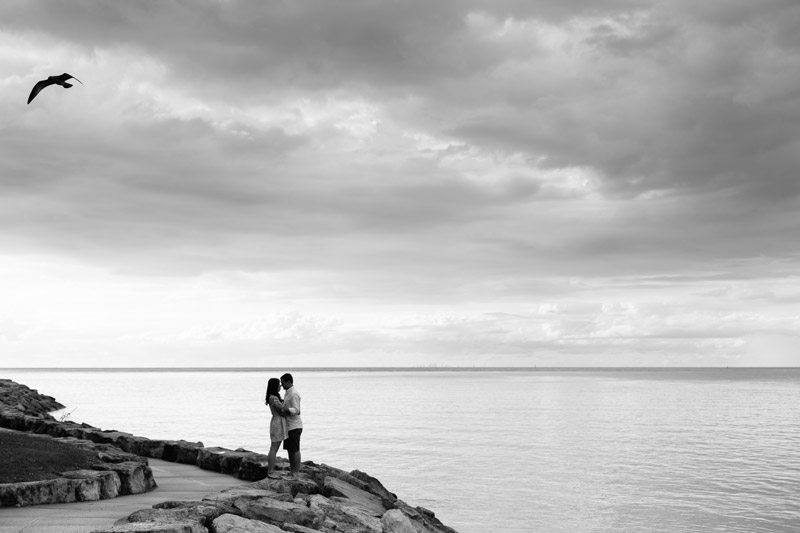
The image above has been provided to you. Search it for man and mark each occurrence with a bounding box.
[280,372,302,475]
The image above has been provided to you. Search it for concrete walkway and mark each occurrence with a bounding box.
[0,458,250,533]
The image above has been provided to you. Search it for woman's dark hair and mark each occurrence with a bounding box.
[266,378,282,403]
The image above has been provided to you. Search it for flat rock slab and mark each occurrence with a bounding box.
[236,497,317,528]
[213,513,287,533]
[91,521,206,533]
[323,476,387,517]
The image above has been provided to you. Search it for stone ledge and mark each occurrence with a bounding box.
[0,474,111,507]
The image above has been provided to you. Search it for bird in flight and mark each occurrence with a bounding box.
[27,73,84,104]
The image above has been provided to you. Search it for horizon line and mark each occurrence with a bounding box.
[2,366,800,372]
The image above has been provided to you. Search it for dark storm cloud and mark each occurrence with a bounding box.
[2,0,800,294]
[0,0,648,83]
[5,0,798,206]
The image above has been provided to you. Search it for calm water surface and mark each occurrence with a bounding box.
[3,368,800,533]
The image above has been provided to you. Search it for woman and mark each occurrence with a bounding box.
[265,377,288,478]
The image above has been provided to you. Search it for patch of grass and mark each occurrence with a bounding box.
[0,430,102,483]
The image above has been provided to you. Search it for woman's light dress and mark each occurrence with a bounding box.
[268,396,288,443]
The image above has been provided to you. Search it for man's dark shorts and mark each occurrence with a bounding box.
[284,428,302,453]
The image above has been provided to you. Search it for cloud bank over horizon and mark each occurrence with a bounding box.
[1,0,800,367]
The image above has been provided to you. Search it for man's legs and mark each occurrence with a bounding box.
[285,428,302,474]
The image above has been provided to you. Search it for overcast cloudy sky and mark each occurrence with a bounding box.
[1,0,800,368]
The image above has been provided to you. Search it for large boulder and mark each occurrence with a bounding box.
[82,429,135,447]
[109,434,159,457]
[308,494,382,533]
[219,449,256,476]
[0,408,27,431]
[0,478,78,507]
[212,513,287,533]
[323,477,387,517]
[55,422,94,440]
[382,509,421,533]
[93,461,157,495]
[162,440,205,464]
[250,474,319,497]
[235,497,317,529]
[237,454,274,481]
[206,487,292,507]
[134,438,170,459]
[29,418,63,436]
[97,448,149,465]
[127,505,224,528]
[392,500,460,533]
[154,499,242,519]
[0,411,30,431]
[61,469,121,500]
[349,469,397,505]
[303,464,369,491]
[196,446,230,472]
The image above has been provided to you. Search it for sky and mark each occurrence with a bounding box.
[1,0,800,368]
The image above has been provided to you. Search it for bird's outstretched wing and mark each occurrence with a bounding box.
[27,79,52,104]
[62,73,83,85]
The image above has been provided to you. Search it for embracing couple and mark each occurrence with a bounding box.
[265,373,302,478]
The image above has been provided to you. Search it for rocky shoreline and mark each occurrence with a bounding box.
[0,378,459,533]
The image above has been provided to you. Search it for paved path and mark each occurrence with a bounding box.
[0,458,250,533]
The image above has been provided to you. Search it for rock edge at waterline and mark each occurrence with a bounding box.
[0,378,459,533]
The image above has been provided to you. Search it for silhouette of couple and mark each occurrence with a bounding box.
[265,373,302,478]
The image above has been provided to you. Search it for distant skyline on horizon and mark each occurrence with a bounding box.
[2,1,800,368]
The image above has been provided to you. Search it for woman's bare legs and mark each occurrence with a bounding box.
[267,441,282,477]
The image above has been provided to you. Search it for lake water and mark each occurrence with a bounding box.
[2,368,800,533]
